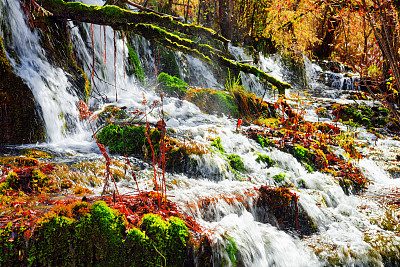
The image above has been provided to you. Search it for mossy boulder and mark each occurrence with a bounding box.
[255,154,274,168]
[185,87,277,119]
[185,88,239,117]
[227,154,246,172]
[96,105,129,126]
[157,72,188,97]
[96,124,161,157]
[0,37,45,144]
[30,213,75,266]
[74,201,126,266]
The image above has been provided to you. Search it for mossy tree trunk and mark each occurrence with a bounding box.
[36,0,291,92]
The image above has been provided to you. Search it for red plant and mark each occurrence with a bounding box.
[77,101,122,202]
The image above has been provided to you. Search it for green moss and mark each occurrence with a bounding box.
[97,124,161,157]
[126,42,145,82]
[255,154,274,167]
[273,173,286,183]
[226,237,238,267]
[256,134,275,148]
[305,163,314,173]
[185,88,239,117]
[30,213,75,266]
[97,105,129,125]
[157,72,188,97]
[158,46,181,79]
[22,149,51,159]
[227,154,246,172]
[1,201,191,266]
[31,169,51,191]
[333,104,391,128]
[211,137,225,153]
[124,214,189,267]
[291,144,313,165]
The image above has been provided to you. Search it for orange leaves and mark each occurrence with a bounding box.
[77,100,93,120]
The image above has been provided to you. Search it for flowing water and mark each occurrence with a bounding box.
[1,1,400,266]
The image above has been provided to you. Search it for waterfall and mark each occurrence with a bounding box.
[0,0,86,143]
[2,1,400,266]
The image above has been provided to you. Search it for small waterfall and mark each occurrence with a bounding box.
[0,0,86,143]
[2,1,400,265]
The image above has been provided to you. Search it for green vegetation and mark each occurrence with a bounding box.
[226,237,239,267]
[211,137,225,153]
[158,47,181,78]
[126,43,145,82]
[256,134,275,148]
[0,201,190,266]
[157,72,188,97]
[185,88,239,117]
[273,173,286,183]
[227,154,246,172]
[332,104,392,129]
[96,124,161,156]
[255,154,274,167]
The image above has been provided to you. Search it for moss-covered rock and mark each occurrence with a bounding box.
[332,103,392,129]
[1,200,191,266]
[184,86,277,119]
[185,88,239,117]
[30,213,75,266]
[255,154,274,168]
[0,36,45,144]
[97,105,129,126]
[227,154,246,172]
[158,46,181,79]
[74,201,126,266]
[211,137,225,153]
[96,124,161,157]
[157,72,188,97]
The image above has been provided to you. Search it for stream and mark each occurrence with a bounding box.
[1,0,400,266]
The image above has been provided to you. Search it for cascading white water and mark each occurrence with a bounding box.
[0,0,86,143]
[2,0,400,266]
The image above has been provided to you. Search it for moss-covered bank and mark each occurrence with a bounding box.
[0,200,191,266]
